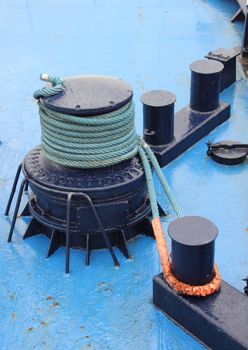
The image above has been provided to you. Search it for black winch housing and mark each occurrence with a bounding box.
[23,146,151,250]
[6,75,159,272]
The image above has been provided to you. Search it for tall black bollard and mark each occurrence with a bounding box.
[168,215,218,285]
[190,59,224,113]
[141,90,176,146]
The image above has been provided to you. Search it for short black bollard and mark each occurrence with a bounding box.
[141,90,176,146]
[190,59,224,112]
[153,215,248,350]
[168,215,218,285]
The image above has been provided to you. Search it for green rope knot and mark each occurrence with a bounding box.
[33,74,64,99]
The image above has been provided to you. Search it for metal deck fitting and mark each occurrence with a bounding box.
[141,59,231,167]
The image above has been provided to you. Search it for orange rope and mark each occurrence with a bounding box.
[152,217,221,297]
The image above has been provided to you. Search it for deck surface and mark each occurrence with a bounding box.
[0,1,247,349]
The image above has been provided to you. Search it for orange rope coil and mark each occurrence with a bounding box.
[152,218,221,297]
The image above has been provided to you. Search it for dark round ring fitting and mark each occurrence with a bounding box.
[209,140,247,165]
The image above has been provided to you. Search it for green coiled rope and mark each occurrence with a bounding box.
[38,100,138,168]
[34,74,183,219]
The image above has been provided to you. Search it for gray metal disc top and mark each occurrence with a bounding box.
[140,90,176,107]
[40,75,133,116]
[190,59,224,75]
[168,216,218,246]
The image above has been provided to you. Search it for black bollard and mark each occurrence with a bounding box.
[139,53,230,168]
[190,59,224,113]
[154,215,248,350]
[168,215,218,285]
[141,90,176,146]
[205,47,240,92]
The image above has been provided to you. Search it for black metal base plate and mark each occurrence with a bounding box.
[153,273,248,350]
[151,102,230,167]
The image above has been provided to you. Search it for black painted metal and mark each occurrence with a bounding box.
[22,146,151,243]
[231,7,244,22]
[242,10,248,57]
[40,75,133,116]
[168,216,218,285]
[153,274,248,350]
[69,191,120,273]
[141,90,176,146]
[143,55,232,167]
[23,218,44,239]
[118,229,131,259]
[47,230,60,258]
[4,163,22,216]
[146,103,231,167]
[20,202,30,217]
[190,59,223,112]
[207,140,248,165]
[234,0,246,15]
[65,193,72,274]
[5,146,157,271]
[5,74,161,272]
[7,179,28,242]
[231,1,248,57]
[243,277,248,296]
[24,146,146,194]
[205,47,240,92]
[85,234,90,266]
[230,2,248,58]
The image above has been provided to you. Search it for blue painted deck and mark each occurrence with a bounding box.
[0,1,247,349]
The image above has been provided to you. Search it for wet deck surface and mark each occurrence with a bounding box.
[0,1,247,349]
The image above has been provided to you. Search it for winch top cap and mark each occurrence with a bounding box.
[40,75,133,116]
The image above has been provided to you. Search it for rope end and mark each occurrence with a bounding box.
[40,73,50,82]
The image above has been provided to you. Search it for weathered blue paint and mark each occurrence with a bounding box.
[0,1,247,349]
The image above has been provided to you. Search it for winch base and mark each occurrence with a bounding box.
[5,147,166,273]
